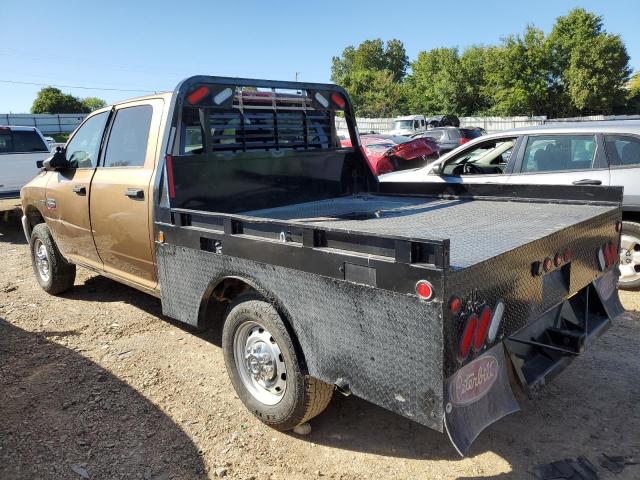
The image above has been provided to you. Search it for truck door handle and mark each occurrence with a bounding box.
[572,179,602,186]
[125,188,144,199]
[72,185,87,195]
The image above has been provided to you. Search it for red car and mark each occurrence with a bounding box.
[341,134,440,175]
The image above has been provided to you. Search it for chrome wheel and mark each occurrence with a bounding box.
[34,239,50,282]
[619,233,640,285]
[233,321,287,405]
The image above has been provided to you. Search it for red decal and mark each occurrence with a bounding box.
[450,354,498,406]
[165,155,175,199]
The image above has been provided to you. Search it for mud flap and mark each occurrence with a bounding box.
[593,268,624,321]
[444,344,520,456]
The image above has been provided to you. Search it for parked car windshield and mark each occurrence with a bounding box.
[393,120,413,129]
[441,139,515,175]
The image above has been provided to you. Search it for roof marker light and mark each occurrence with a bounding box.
[213,87,233,105]
[314,92,329,108]
[187,86,210,105]
[331,92,346,109]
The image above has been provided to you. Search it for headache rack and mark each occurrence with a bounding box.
[176,77,351,153]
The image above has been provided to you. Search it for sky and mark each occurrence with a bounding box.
[0,0,638,113]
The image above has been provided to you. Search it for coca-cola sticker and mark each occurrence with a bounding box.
[450,354,499,406]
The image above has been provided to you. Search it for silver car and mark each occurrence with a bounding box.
[380,120,640,289]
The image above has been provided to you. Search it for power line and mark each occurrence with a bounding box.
[0,79,163,93]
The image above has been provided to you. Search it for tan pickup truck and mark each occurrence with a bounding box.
[20,75,625,455]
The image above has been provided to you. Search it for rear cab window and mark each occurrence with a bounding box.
[521,135,596,173]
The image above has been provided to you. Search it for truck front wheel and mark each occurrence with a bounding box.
[222,294,333,430]
[30,223,76,295]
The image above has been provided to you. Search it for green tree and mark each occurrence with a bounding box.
[547,8,631,115]
[31,87,90,114]
[484,26,552,116]
[331,39,408,116]
[82,96,107,111]
[626,72,640,113]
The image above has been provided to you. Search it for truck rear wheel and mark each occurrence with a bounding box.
[619,221,640,290]
[30,223,76,295]
[222,294,333,430]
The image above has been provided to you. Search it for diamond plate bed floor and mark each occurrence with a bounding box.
[245,194,614,268]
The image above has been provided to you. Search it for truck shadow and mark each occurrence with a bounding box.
[0,215,27,245]
[0,318,206,479]
[26,257,640,477]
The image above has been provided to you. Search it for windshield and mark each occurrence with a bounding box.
[393,120,413,130]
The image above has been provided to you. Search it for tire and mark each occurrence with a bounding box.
[222,293,333,430]
[30,223,76,295]
[618,221,640,290]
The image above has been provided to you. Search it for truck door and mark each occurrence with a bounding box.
[44,111,110,268]
[89,99,163,291]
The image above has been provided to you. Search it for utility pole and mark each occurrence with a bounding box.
[295,72,300,81]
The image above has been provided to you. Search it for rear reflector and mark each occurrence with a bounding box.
[474,306,492,351]
[449,296,462,314]
[459,314,478,361]
[487,300,505,343]
[165,154,175,199]
[415,280,434,300]
[187,86,210,105]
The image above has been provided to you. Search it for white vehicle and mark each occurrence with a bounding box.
[389,115,426,136]
[380,121,640,289]
[0,126,51,212]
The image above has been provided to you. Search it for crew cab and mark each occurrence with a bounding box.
[21,76,625,455]
[0,125,50,213]
[380,122,640,290]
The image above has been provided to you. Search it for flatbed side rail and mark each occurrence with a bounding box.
[379,182,624,206]
[156,207,450,297]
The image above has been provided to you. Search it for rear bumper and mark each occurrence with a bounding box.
[505,271,622,392]
[444,269,623,455]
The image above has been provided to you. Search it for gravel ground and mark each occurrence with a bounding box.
[1,218,639,480]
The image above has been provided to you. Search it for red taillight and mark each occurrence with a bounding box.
[474,306,492,351]
[449,296,462,314]
[459,314,478,361]
[543,257,553,272]
[187,86,210,104]
[554,253,562,267]
[415,280,434,300]
[165,154,175,199]
[598,240,619,270]
[459,138,470,145]
[331,92,346,109]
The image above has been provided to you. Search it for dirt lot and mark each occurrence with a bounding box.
[1,218,639,480]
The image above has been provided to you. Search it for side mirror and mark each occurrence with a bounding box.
[431,162,443,175]
[41,147,71,171]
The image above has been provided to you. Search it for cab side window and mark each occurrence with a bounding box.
[103,105,153,167]
[604,135,640,167]
[65,111,109,168]
[521,135,596,173]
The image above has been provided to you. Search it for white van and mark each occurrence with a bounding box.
[389,115,427,136]
[0,126,51,212]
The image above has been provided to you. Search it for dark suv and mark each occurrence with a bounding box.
[413,126,485,154]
